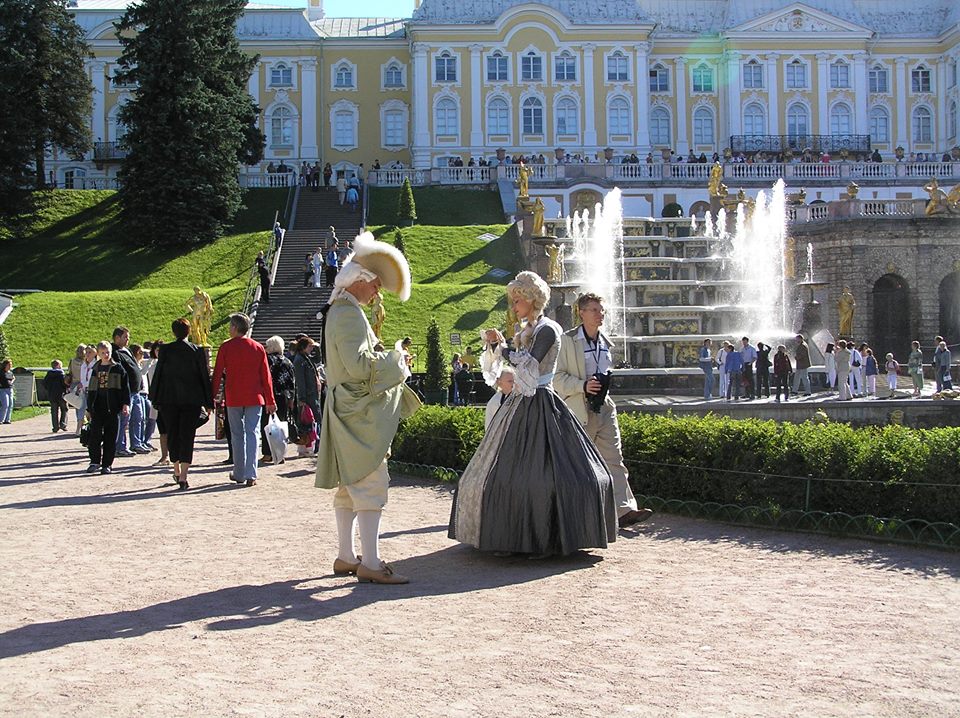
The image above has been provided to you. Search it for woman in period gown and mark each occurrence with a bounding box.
[449,271,617,556]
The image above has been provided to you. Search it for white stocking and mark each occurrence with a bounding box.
[335,508,358,563]
[357,510,382,570]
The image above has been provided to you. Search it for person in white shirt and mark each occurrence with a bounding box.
[716,341,731,399]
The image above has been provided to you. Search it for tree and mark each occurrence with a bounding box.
[396,178,417,226]
[115,0,264,245]
[393,228,406,256]
[0,0,91,213]
[0,327,9,363]
[423,317,449,398]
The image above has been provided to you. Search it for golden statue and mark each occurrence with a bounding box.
[787,188,807,205]
[572,298,581,326]
[708,162,728,198]
[545,243,565,284]
[837,286,856,337]
[846,181,860,199]
[531,197,545,236]
[784,235,797,280]
[370,293,385,340]
[516,162,532,199]
[186,286,213,346]
[504,306,518,340]
[923,177,960,215]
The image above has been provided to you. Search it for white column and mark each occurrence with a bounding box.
[853,52,868,134]
[675,57,688,154]
[247,61,260,107]
[634,41,651,152]
[90,60,106,146]
[411,43,431,168]
[299,58,318,160]
[936,56,948,152]
[895,56,908,150]
[582,43,597,147]
[725,51,742,145]
[816,53,830,134]
[765,54,779,135]
[469,44,483,149]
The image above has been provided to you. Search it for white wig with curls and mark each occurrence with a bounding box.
[507,271,550,312]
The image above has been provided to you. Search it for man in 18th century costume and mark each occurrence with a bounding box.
[316,232,420,584]
[554,293,653,528]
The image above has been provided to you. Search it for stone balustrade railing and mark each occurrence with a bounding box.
[369,161,960,188]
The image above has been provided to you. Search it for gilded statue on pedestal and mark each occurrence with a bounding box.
[531,197,545,236]
[846,181,859,199]
[837,286,856,337]
[516,162,532,199]
[370,293,385,340]
[923,177,960,215]
[708,162,727,198]
[186,286,213,346]
[545,243,565,284]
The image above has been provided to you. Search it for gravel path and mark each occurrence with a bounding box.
[1,415,958,717]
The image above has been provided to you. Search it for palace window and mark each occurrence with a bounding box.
[270,106,293,147]
[786,60,807,89]
[333,110,354,146]
[829,103,852,135]
[608,98,630,136]
[487,52,508,82]
[521,51,542,82]
[692,64,713,93]
[911,66,931,93]
[743,103,766,136]
[649,64,669,92]
[384,110,405,146]
[435,52,457,83]
[869,106,890,143]
[555,98,578,135]
[951,60,958,88]
[63,167,87,190]
[787,103,809,138]
[607,52,629,82]
[334,63,354,89]
[912,106,932,142]
[830,61,850,89]
[693,107,714,145]
[948,101,957,139]
[869,65,888,93]
[742,60,763,89]
[522,97,543,135]
[487,97,509,135]
[384,63,403,88]
[649,107,671,146]
[555,52,576,82]
[435,98,458,136]
[270,62,292,87]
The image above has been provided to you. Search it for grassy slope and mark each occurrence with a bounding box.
[367,186,505,226]
[0,189,286,366]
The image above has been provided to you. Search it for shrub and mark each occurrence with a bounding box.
[394,406,484,469]
[396,177,417,224]
[0,327,8,362]
[393,229,406,255]
[423,317,449,393]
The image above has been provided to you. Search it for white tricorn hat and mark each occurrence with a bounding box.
[333,231,411,301]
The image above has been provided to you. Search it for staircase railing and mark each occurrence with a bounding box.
[242,182,295,324]
[361,180,369,232]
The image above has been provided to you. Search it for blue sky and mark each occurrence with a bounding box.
[255,0,415,17]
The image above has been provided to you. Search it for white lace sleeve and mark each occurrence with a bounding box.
[480,338,504,388]
[511,351,540,397]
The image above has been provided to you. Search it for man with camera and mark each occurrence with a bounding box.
[555,293,653,528]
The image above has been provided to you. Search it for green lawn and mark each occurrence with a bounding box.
[367,186,505,226]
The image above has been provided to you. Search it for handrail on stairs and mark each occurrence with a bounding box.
[241,181,298,324]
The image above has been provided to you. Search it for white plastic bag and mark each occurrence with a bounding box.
[265,414,289,464]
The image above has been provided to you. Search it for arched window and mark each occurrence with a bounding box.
[555,51,576,82]
[692,64,713,93]
[384,63,403,88]
[487,51,508,82]
[333,109,355,147]
[742,59,763,89]
[435,51,457,82]
[830,61,850,89]
[607,51,628,82]
[270,106,293,147]
[521,51,542,82]
[830,103,852,135]
[912,106,932,142]
[435,98,458,136]
[743,103,766,136]
[383,109,406,146]
[787,103,809,139]
[649,63,669,92]
[649,107,671,146]
[869,106,889,143]
[786,59,807,89]
[522,97,543,135]
[869,64,888,93]
[693,107,714,145]
[555,98,578,135]
[334,63,353,89]
[487,97,509,136]
[270,62,292,87]
[608,97,630,136]
[911,65,931,93]
[63,167,87,189]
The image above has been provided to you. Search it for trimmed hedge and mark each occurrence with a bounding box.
[391,409,960,525]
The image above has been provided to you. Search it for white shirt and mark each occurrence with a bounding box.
[579,326,612,376]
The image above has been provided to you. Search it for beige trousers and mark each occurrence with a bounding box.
[333,459,390,512]
[584,402,638,517]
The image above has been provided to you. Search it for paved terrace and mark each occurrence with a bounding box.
[0,414,958,716]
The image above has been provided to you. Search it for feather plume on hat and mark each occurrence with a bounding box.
[345,231,411,301]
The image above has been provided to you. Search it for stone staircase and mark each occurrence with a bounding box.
[250,187,364,344]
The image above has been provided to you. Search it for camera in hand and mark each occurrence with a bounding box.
[587,371,611,413]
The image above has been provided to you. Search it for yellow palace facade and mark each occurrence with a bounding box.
[64,0,960,216]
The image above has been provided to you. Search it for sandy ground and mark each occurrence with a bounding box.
[0,414,958,718]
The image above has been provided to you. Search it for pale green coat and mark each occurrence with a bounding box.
[315,297,420,489]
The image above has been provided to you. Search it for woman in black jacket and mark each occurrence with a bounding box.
[85,341,130,475]
[148,318,214,490]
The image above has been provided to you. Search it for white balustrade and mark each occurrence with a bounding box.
[612,164,661,181]
[436,166,493,184]
[667,163,713,181]
[785,163,842,180]
[368,169,430,187]
[902,162,958,179]
[850,163,896,179]
[239,172,297,188]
